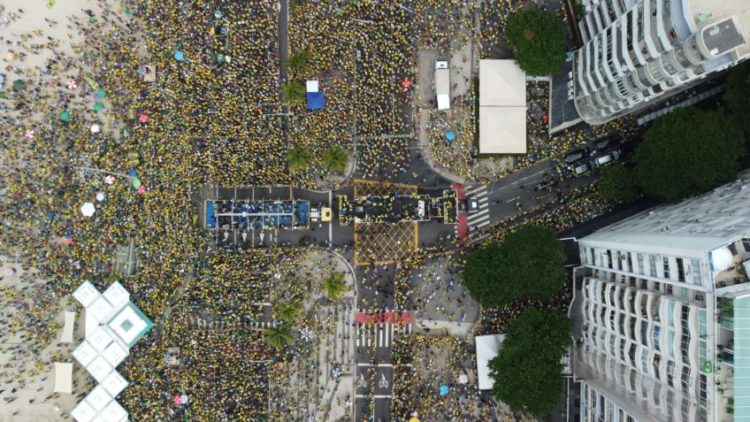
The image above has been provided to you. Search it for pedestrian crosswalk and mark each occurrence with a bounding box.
[189,316,277,330]
[355,323,412,348]
[465,185,491,232]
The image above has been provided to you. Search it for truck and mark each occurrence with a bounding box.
[435,60,450,110]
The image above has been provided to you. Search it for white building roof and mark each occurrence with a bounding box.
[73,341,98,367]
[101,371,128,397]
[478,60,527,154]
[54,362,73,394]
[73,281,100,308]
[475,334,505,390]
[71,400,97,422]
[103,281,130,311]
[102,341,128,368]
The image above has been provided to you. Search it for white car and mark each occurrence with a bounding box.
[594,150,621,168]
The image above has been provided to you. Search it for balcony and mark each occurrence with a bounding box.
[713,239,750,290]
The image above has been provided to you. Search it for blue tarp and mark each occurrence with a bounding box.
[306,92,325,110]
[205,201,216,228]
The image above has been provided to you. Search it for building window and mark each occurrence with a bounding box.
[637,253,645,274]
[663,257,671,279]
[627,252,633,272]
[606,250,614,269]
[649,255,657,277]
[676,258,685,282]
[691,259,702,285]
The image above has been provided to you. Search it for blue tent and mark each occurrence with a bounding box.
[306,92,325,110]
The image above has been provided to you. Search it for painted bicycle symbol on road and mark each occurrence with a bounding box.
[357,374,367,388]
[378,374,389,389]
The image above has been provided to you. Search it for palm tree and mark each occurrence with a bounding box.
[323,273,348,300]
[323,145,349,173]
[277,300,303,324]
[263,324,294,349]
[287,50,312,76]
[281,82,305,105]
[286,146,312,171]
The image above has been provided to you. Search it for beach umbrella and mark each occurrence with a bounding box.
[59,110,70,121]
[180,393,188,405]
[80,202,96,217]
[96,88,106,98]
[96,192,105,202]
[174,51,184,61]
[90,124,101,133]
[445,131,455,142]
[137,185,146,195]
[439,384,450,396]
[25,129,35,139]
[67,79,77,90]
[173,394,181,406]
[93,102,104,112]
[104,175,115,185]
[139,114,149,123]
[132,178,141,189]
[12,79,25,91]
[63,235,73,245]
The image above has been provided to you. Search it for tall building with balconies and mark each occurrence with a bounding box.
[571,177,750,421]
[572,0,750,125]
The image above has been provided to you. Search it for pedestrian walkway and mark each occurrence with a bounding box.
[355,323,412,348]
[465,185,490,232]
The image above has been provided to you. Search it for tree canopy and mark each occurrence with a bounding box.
[286,146,312,170]
[633,107,746,201]
[489,308,572,418]
[724,61,750,136]
[461,225,566,307]
[504,6,566,76]
[597,163,638,204]
[323,145,349,173]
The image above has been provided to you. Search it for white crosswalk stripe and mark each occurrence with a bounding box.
[465,185,491,232]
[355,323,413,348]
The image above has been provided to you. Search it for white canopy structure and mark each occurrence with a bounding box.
[306,80,319,93]
[61,311,76,343]
[54,362,73,394]
[479,60,527,154]
[80,202,96,217]
[475,334,505,390]
[71,280,153,422]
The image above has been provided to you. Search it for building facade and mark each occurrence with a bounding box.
[572,0,750,125]
[572,177,750,422]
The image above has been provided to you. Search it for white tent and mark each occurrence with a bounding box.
[54,362,73,394]
[475,334,505,390]
[73,341,98,367]
[61,311,77,343]
[87,327,114,352]
[103,281,130,311]
[89,296,115,323]
[101,400,128,422]
[80,202,96,217]
[478,60,527,154]
[101,371,128,397]
[86,356,113,383]
[103,341,128,368]
[71,400,97,422]
[85,385,112,412]
[108,304,150,347]
[73,281,101,308]
[306,80,319,93]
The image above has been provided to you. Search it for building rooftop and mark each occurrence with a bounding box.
[689,0,750,59]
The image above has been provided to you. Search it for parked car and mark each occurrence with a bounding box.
[574,162,591,175]
[594,150,621,167]
[564,149,587,164]
[591,136,619,155]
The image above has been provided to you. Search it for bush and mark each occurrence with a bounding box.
[597,163,638,204]
[505,6,566,76]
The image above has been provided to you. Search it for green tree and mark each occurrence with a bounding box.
[489,308,572,417]
[461,225,566,307]
[323,272,348,300]
[288,50,312,77]
[277,300,303,324]
[504,6,566,76]
[263,324,294,349]
[597,163,638,204]
[323,145,349,173]
[633,107,746,201]
[281,82,305,105]
[286,146,312,170]
[724,61,750,136]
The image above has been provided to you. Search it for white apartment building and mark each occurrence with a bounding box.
[572,177,750,422]
[573,0,750,125]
